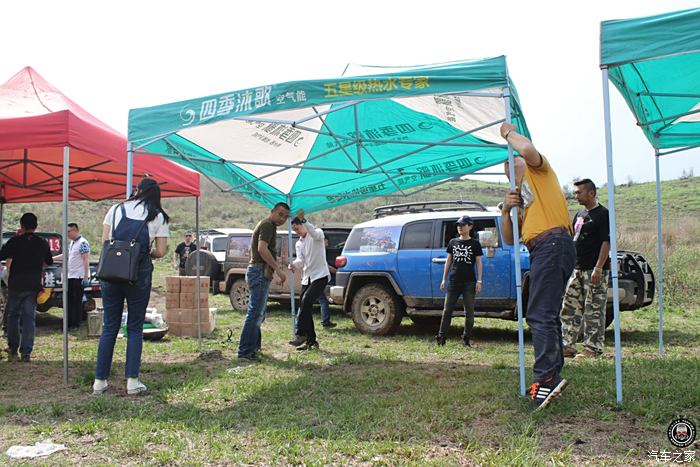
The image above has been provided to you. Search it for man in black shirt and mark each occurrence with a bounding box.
[560,179,611,359]
[173,232,197,276]
[0,213,53,362]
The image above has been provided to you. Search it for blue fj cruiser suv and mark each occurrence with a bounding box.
[330,201,655,336]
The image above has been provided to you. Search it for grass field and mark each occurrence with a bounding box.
[1,288,698,465]
[1,177,699,464]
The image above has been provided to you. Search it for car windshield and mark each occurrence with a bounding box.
[344,226,401,253]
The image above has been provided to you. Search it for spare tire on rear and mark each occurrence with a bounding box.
[184,250,219,280]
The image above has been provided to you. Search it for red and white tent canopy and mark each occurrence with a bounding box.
[0,66,199,203]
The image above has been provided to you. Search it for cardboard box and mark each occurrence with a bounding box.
[163,309,178,323]
[179,292,193,308]
[165,276,181,293]
[165,293,180,310]
[163,309,175,324]
[180,276,210,293]
[179,318,215,337]
[167,308,216,336]
[168,322,181,336]
[178,308,194,325]
[179,292,208,308]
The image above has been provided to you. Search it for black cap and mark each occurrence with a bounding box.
[291,217,303,225]
[456,215,473,226]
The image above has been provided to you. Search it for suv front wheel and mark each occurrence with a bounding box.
[229,279,249,312]
[351,284,402,335]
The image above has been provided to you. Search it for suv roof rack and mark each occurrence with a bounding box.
[373,200,488,218]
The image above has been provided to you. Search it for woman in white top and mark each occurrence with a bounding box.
[93,178,169,395]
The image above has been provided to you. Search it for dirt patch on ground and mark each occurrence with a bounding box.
[471,411,668,463]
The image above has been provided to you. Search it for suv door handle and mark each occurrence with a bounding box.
[432,258,447,264]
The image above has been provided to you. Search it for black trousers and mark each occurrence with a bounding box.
[296,276,328,345]
[439,282,476,338]
[67,278,84,328]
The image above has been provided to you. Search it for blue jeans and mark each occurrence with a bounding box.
[6,290,37,356]
[318,294,331,326]
[238,264,271,358]
[526,234,575,382]
[95,261,152,379]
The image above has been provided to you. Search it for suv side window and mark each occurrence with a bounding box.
[400,221,433,250]
[227,235,252,258]
[440,218,499,248]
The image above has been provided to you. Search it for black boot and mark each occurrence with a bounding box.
[461,335,471,347]
[436,334,446,346]
[288,335,306,346]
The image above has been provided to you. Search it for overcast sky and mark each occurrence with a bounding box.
[3,0,698,188]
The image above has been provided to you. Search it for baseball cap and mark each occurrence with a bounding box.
[456,215,474,225]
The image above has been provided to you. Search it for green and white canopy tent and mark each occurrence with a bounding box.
[600,7,700,403]
[128,56,532,395]
[128,56,528,213]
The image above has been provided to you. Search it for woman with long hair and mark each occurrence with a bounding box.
[93,178,170,395]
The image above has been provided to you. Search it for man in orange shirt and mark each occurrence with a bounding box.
[500,123,575,411]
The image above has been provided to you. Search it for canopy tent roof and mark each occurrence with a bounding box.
[129,56,528,213]
[600,7,700,151]
[0,67,200,203]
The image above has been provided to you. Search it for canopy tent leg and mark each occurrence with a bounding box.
[195,196,202,351]
[602,68,623,404]
[126,142,134,199]
[288,195,296,337]
[62,146,70,385]
[654,152,664,357]
[503,87,526,397]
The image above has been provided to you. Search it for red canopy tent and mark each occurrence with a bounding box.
[0,66,199,202]
[0,67,200,384]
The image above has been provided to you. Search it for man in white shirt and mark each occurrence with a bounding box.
[53,223,90,329]
[288,210,330,350]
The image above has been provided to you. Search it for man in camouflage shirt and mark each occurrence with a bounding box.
[560,179,611,359]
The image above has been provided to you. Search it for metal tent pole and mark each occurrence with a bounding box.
[602,67,623,404]
[195,196,201,351]
[287,195,296,337]
[62,146,70,385]
[126,142,134,199]
[503,86,526,397]
[654,151,664,357]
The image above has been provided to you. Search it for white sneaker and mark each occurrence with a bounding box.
[92,379,108,395]
[126,379,147,395]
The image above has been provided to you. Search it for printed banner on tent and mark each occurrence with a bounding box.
[129,56,529,213]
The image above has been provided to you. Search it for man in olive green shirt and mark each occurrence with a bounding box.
[238,202,290,361]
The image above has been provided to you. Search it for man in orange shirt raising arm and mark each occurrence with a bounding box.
[500,123,576,411]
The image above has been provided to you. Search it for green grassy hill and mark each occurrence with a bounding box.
[2,176,698,243]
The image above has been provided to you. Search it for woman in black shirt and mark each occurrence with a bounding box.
[437,215,483,346]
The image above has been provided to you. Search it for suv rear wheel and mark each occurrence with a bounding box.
[351,284,402,335]
[229,279,249,312]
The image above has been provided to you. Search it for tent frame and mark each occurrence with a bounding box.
[601,55,698,403]
[128,82,530,396]
[130,91,515,213]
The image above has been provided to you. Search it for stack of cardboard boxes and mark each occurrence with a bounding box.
[164,276,216,336]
